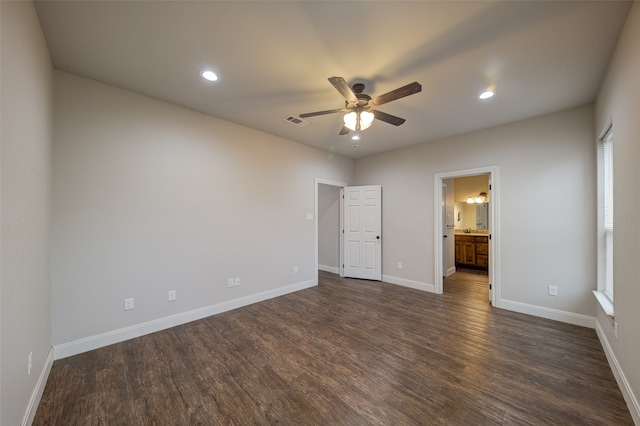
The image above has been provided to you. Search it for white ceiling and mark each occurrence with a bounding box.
[34,1,632,159]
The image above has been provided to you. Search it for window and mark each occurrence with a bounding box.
[594,126,614,315]
[602,129,614,300]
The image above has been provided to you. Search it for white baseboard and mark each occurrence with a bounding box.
[54,279,316,360]
[446,266,456,277]
[318,264,339,275]
[595,319,640,424]
[22,347,54,426]
[382,274,435,293]
[497,298,595,328]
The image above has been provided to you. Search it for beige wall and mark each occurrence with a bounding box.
[0,2,54,424]
[354,104,596,322]
[52,71,353,347]
[453,175,490,231]
[595,2,640,422]
[454,175,489,203]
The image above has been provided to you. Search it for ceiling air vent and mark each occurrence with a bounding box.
[283,115,309,127]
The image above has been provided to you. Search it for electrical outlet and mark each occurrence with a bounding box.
[614,321,618,339]
[397,262,403,270]
[293,266,298,274]
[28,352,33,375]
[124,298,134,310]
[168,290,176,302]
[234,277,240,286]
[548,285,558,296]
[228,278,234,288]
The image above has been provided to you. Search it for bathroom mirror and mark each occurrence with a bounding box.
[476,202,488,230]
[454,202,489,231]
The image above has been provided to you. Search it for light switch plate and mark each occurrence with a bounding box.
[124,298,134,310]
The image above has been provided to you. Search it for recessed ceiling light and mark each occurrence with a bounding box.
[200,70,218,82]
[479,90,495,100]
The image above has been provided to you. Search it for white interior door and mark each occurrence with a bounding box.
[442,184,447,278]
[342,185,382,280]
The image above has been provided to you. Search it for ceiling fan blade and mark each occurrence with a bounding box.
[299,108,348,118]
[371,82,422,106]
[328,77,358,104]
[339,126,350,135]
[373,110,406,126]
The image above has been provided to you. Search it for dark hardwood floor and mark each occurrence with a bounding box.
[34,271,633,425]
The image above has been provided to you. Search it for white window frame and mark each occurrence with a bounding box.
[594,126,614,316]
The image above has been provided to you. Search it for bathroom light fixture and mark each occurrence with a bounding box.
[467,191,488,204]
[344,109,374,132]
[200,69,218,82]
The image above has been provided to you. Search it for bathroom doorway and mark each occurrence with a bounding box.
[434,166,499,305]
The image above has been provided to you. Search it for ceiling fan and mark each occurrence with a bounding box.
[300,77,422,135]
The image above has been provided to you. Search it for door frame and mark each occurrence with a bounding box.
[315,178,347,285]
[434,166,500,306]
[442,183,448,277]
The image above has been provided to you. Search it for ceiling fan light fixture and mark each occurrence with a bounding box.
[344,110,374,132]
[360,111,374,129]
[344,111,358,131]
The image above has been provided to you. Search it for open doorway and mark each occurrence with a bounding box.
[315,179,346,284]
[435,166,500,306]
[446,175,490,302]
[452,175,490,272]
[315,179,383,283]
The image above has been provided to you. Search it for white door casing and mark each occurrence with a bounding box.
[434,166,499,307]
[342,185,382,280]
[487,176,493,302]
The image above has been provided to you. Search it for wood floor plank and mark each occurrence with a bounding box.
[33,271,633,425]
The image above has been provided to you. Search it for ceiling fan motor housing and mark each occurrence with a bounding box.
[352,83,365,94]
[347,84,373,111]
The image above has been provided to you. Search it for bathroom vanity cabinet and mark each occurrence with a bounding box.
[455,234,488,271]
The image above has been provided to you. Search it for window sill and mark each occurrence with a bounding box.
[593,290,614,317]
